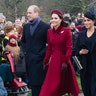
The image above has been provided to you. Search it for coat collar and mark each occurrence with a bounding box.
[52,25,63,34]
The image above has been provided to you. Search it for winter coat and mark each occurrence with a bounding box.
[21,20,50,86]
[4,44,20,65]
[40,25,80,96]
[77,29,96,96]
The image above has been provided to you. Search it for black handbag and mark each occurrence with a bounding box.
[72,56,83,71]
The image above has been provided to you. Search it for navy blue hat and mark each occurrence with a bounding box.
[84,11,95,21]
[84,6,96,21]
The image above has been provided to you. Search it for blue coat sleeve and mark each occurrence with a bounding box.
[0,77,8,96]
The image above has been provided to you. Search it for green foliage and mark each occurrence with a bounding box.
[0,0,95,21]
[77,75,82,90]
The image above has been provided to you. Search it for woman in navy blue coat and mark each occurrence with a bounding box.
[21,5,50,96]
[77,11,96,96]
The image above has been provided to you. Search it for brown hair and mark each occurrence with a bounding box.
[4,24,14,33]
[15,26,23,34]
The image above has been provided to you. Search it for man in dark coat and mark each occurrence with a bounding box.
[21,5,50,96]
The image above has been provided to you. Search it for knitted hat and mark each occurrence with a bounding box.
[51,9,64,19]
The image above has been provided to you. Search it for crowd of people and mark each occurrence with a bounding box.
[0,4,96,96]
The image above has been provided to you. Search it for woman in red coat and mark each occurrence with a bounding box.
[40,9,80,96]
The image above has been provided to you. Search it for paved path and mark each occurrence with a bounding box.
[63,92,84,96]
[79,93,84,96]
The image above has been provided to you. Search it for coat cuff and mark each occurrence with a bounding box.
[43,59,49,65]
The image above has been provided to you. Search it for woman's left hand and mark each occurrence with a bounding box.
[79,49,89,55]
[61,62,68,72]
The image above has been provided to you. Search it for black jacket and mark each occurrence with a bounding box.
[21,20,50,86]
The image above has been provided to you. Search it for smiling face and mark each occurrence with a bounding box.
[27,6,39,21]
[50,13,62,29]
[83,17,94,29]
[9,38,16,44]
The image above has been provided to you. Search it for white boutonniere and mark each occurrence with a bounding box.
[60,31,64,34]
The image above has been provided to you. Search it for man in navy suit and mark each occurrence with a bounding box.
[21,5,50,96]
